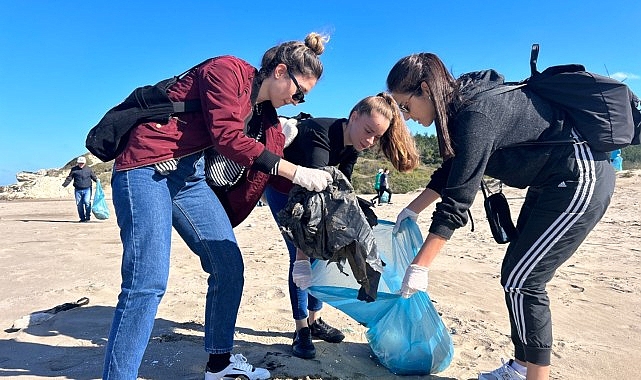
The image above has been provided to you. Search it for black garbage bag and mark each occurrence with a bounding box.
[277,167,383,301]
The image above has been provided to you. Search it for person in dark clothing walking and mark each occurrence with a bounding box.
[387,53,615,380]
[378,168,393,204]
[62,156,97,222]
[371,167,393,205]
[265,93,419,359]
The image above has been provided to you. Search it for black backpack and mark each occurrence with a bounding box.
[484,44,641,152]
[85,66,202,162]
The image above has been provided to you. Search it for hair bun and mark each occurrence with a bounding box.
[305,32,330,55]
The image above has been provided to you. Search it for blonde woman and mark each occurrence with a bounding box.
[265,93,420,359]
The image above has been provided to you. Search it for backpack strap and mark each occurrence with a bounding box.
[479,43,540,98]
[477,83,525,98]
[530,43,540,75]
[168,58,217,113]
[172,99,201,113]
[473,44,577,147]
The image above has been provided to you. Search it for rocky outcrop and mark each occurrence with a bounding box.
[0,154,110,200]
[0,169,73,200]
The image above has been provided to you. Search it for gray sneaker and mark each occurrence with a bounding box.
[478,359,526,380]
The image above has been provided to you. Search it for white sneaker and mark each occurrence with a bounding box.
[478,359,526,380]
[204,353,270,380]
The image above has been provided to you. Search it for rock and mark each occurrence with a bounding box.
[0,153,114,201]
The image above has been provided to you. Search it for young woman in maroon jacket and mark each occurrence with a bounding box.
[103,33,331,380]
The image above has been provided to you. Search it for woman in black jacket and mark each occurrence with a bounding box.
[265,93,420,360]
[387,53,615,380]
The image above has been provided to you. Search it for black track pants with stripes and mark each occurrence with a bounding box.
[500,145,615,366]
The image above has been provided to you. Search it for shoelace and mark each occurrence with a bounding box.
[230,354,254,372]
[314,318,331,332]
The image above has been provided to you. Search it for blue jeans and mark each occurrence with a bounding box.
[75,187,92,221]
[264,186,322,321]
[103,152,244,379]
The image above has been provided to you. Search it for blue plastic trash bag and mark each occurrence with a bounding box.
[308,219,454,375]
[91,179,110,220]
[610,149,623,171]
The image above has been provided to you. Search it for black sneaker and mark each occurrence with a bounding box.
[308,318,345,343]
[292,327,316,359]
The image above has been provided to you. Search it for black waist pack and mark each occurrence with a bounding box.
[85,67,202,162]
[481,180,518,244]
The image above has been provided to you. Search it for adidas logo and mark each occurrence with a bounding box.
[558,181,567,188]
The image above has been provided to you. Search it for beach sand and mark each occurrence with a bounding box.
[1,172,640,379]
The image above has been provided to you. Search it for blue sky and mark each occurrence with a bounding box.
[1,1,639,186]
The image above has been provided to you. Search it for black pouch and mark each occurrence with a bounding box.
[481,180,518,244]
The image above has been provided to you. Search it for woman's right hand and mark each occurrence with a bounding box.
[393,207,419,233]
[292,166,332,192]
[400,264,429,298]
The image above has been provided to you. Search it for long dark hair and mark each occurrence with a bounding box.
[386,53,459,159]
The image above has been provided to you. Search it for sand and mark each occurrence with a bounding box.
[1,171,640,379]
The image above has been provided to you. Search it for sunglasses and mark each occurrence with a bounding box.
[398,93,414,113]
[287,69,306,103]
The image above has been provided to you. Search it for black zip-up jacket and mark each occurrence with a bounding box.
[62,165,97,189]
[427,69,574,240]
[284,117,359,179]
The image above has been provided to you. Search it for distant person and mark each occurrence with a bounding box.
[265,93,419,359]
[102,33,331,380]
[378,168,393,204]
[62,156,97,222]
[370,168,384,205]
[371,168,392,205]
[387,53,615,380]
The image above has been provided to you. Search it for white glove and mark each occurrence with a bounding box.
[292,166,332,192]
[400,264,429,298]
[393,207,419,233]
[292,260,312,290]
[279,117,299,148]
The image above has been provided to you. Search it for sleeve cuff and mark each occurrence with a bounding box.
[252,149,281,175]
[428,223,455,240]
